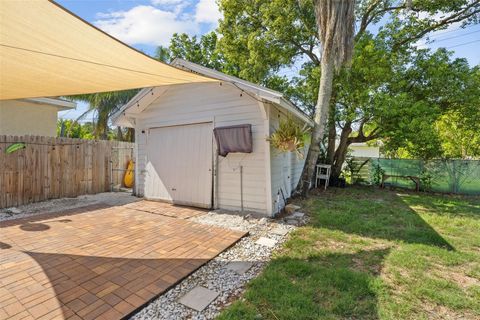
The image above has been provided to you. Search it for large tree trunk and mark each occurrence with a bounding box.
[99,117,109,140]
[100,129,108,140]
[116,126,124,141]
[331,122,352,179]
[294,0,355,197]
[326,109,336,164]
[295,53,335,197]
[330,120,380,180]
[126,128,135,142]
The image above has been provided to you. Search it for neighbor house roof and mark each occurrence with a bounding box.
[22,98,76,111]
[113,59,313,127]
[0,1,215,100]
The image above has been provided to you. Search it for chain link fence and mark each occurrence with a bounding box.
[349,157,480,195]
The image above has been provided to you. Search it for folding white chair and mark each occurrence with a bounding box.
[315,164,331,190]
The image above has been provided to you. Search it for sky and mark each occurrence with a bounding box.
[56,0,480,121]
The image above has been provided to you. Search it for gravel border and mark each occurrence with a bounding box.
[130,210,306,320]
[0,192,139,222]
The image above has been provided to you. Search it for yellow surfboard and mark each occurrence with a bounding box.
[123,160,134,188]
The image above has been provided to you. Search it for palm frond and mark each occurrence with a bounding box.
[65,89,139,139]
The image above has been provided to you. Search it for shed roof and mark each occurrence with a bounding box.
[113,59,313,126]
[0,1,215,100]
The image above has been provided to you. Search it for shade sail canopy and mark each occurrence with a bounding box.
[0,0,215,100]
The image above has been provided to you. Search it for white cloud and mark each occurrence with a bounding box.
[151,0,184,5]
[95,5,198,46]
[150,0,189,15]
[195,0,221,25]
[95,0,221,47]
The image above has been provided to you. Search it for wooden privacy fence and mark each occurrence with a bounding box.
[0,135,135,209]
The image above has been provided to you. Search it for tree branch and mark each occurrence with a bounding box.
[348,126,380,143]
[355,1,479,44]
[394,3,480,48]
[356,1,409,40]
[358,118,367,138]
[292,39,320,64]
[356,0,384,40]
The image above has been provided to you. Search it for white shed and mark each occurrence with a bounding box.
[113,59,312,216]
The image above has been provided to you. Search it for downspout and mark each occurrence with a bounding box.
[240,165,244,211]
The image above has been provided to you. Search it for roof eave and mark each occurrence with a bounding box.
[110,87,151,125]
[112,115,135,128]
[23,97,76,110]
[277,97,314,126]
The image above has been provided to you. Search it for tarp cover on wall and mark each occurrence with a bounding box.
[0,0,215,100]
[214,124,253,157]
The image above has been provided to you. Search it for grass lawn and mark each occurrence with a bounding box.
[218,187,480,320]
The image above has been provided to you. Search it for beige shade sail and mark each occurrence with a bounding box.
[0,0,216,100]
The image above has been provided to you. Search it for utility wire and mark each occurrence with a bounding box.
[445,39,480,49]
[431,30,480,43]
[427,24,480,39]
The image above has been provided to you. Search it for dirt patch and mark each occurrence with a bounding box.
[449,272,480,288]
[432,263,480,289]
[423,302,478,320]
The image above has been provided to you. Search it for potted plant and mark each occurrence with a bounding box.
[268,116,310,158]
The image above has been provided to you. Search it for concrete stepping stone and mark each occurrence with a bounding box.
[178,286,219,311]
[291,212,305,219]
[225,261,253,274]
[285,219,299,226]
[271,227,289,236]
[256,237,277,248]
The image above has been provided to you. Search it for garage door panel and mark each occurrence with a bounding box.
[144,123,212,208]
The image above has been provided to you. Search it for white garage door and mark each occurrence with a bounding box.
[144,122,213,208]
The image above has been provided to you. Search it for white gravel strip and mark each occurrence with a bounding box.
[0,192,139,222]
[130,211,306,320]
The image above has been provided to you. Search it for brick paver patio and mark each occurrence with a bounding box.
[0,202,246,320]
[123,200,207,219]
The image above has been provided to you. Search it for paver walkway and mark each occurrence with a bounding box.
[0,203,246,320]
[123,200,206,219]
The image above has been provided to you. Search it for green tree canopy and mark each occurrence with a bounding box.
[216,0,480,174]
[155,32,239,75]
[57,120,94,139]
[156,0,480,170]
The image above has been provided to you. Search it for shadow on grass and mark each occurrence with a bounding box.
[219,248,390,320]
[219,188,477,320]
[399,193,480,220]
[307,188,454,250]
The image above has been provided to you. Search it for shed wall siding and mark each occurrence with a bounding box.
[268,105,308,215]
[134,82,267,214]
